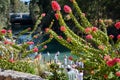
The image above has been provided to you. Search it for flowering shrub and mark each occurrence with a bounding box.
[0,59,35,74]
[45,0,120,79]
[0,13,53,73]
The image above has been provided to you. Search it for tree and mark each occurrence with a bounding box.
[0,0,29,28]
[0,0,10,29]
[46,1,120,79]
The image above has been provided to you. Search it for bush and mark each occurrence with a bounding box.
[0,59,35,74]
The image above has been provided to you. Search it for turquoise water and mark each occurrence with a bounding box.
[16,34,73,62]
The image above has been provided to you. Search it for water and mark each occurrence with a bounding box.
[15,34,73,62]
[12,23,73,62]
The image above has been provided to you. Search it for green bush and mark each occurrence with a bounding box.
[0,59,35,74]
[47,63,68,80]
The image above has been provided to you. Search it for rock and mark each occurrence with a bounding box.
[0,69,43,80]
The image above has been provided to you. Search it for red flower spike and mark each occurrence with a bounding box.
[43,45,47,49]
[113,58,120,63]
[4,40,13,45]
[1,29,7,34]
[82,13,86,17]
[58,36,63,39]
[33,47,38,52]
[27,27,31,31]
[27,41,34,45]
[115,72,120,77]
[41,13,46,17]
[64,5,72,13]
[104,55,111,61]
[60,26,66,32]
[4,40,9,44]
[106,60,115,67]
[86,34,93,39]
[67,37,71,42]
[8,30,12,33]
[85,27,92,34]
[109,35,114,39]
[9,58,15,63]
[51,1,61,11]
[103,74,108,79]
[55,13,59,20]
[34,35,38,39]
[98,45,104,50]
[115,21,120,29]
[45,28,50,33]
[117,34,120,40]
[35,54,41,59]
[9,42,13,45]
[92,27,98,32]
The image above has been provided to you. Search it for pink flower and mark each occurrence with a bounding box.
[109,35,114,39]
[27,41,34,45]
[98,45,104,50]
[82,13,86,17]
[67,37,71,42]
[106,60,115,67]
[85,27,92,34]
[104,55,111,61]
[113,58,120,63]
[8,30,12,33]
[27,27,31,31]
[60,26,66,32]
[43,45,47,49]
[4,40,13,45]
[35,54,41,59]
[103,74,108,79]
[92,27,98,32]
[55,13,59,20]
[58,36,63,39]
[86,34,93,39]
[115,21,120,29]
[41,13,46,17]
[117,34,120,40]
[33,47,38,52]
[64,5,72,13]
[4,40,10,44]
[0,29,7,34]
[34,35,38,39]
[9,58,15,63]
[115,72,120,77]
[45,28,50,33]
[51,1,61,11]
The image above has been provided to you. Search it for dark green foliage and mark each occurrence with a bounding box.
[0,59,35,74]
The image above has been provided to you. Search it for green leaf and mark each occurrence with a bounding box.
[108,72,114,79]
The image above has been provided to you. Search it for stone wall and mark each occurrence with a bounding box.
[0,69,43,80]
